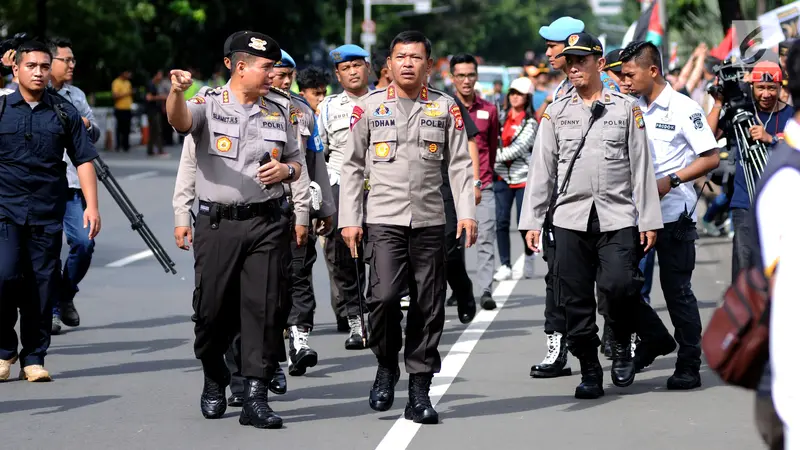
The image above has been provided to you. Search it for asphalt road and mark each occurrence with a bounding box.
[0,145,764,450]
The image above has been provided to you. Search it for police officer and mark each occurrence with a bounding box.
[0,40,100,382]
[339,30,477,424]
[271,49,336,377]
[317,44,371,349]
[602,49,628,95]
[619,41,721,389]
[167,31,310,429]
[519,33,663,399]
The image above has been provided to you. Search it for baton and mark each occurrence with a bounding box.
[353,251,368,347]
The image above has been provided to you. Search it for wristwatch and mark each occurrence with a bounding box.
[286,164,295,180]
[668,173,682,188]
[473,179,482,189]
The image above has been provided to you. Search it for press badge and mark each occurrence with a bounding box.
[477,110,490,120]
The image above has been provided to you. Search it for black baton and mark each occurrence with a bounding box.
[353,251,368,347]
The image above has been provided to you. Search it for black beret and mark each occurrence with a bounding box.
[226,31,281,62]
[223,31,248,57]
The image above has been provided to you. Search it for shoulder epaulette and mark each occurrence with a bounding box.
[270,86,292,100]
[203,86,223,96]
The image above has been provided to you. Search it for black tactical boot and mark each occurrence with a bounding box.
[667,366,702,390]
[574,353,605,400]
[610,334,635,388]
[269,367,287,395]
[227,392,244,408]
[530,332,572,378]
[288,325,318,376]
[457,295,476,324]
[404,373,438,424]
[239,378,283,429]
[59,301,80,327]
[345,316,367,350]
[633,336,677,373]
[369,363,400,412]
[200,359,230,419]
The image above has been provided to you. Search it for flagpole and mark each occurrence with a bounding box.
[659,0,668,73]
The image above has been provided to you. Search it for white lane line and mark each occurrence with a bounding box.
[375,253,526,450]
[105,250,154,268]
[120,170,159,181]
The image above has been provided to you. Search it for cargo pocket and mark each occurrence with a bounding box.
[370,129,397,162]
[208,122,240,159]
[602,128,628,160]
[419,129,445,161]
[261,128,288,161]
[556,128,582,163]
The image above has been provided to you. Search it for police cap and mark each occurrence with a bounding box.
[330,44,369,66]
[275,50,296,69]
[557,33,604,58]
[603,49,624,72]
[226,31,281,62]
[538,17,585,42]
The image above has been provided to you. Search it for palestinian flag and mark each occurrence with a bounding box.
[633,1,664,46]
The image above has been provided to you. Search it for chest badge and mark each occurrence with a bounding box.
[263,110,281,121]
[428,143,439,153]
[373,104,392,117]
[424,102,443,117]
[216,136,232,152]
[375,142,390,158]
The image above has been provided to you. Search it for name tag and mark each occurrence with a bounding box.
[369,119,396,128]
[262,121,286,131]
[212,112,239,124]
[419,118,445,129]
[655,123,676,131]
[476,110,489,120]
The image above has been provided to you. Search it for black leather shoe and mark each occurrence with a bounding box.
[480,292,496,310]
[667,367,702,390]
[404,373,438,424]
[610,336,635,388]
[228,392,244,407]
[289,347,318,376]
[457,296,476,324]
[369,364,400,412]
[530,332,572,378]
[201,375,228,419]
[269,367,287,395]
[634,336,677,373]
[239,378,283,429]
[59,301,80,327]
[574,355,605,399]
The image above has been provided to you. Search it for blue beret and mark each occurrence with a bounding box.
[330,44,369,65]
[538,17,585,42]
[275,50,296,69]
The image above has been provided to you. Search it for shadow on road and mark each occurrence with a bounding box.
[71,315,189,332]
[55,358,198,379]
[49,339,189,356]
[0,395,121,415]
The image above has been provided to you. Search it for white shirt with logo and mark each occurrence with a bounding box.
[638,83,718,223]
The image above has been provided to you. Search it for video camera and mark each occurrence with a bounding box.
[707,57,754,113]
[0,32,29,56]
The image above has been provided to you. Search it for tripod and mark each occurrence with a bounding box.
[728,108,770,203]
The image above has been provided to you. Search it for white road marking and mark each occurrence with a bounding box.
[120,170,158,181]
[375,253,526,450]
[105,250,154,268]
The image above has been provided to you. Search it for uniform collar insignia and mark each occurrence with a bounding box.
[260,97,267,108]
[420,86,428,101]
[387,85,396,100]
[604,94,611,103]
[222,90,230,104]
[571,94,579,104]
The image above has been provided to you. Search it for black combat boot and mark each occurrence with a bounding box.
[633,336,677,373]
[457,295,476,324]
[227,392,244,408]
[574,352,604,400]
[610,334,635,388]
[200,359,230,419]
[269,367,287,395]
[667,365,702,390]
[369,363,400,412]
[239,378,283,429]
[405,373,438,424]
[530,332,572,378]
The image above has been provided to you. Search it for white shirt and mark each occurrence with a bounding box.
[757,119,800,450]
[638,83,718,223]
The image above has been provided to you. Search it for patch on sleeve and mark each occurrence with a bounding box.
[188,96,205,105]
[541,112,550,121]
[690,112,704,130]
[350,105,364,131]
[633,105,644,130]
[449,104,464,130]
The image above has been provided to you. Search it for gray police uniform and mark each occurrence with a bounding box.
[317,90,368,325]
[184,79,309,382]
[519,88,663,359]
[339,84,475,375]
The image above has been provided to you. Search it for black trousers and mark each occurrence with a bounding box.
[553,209,643,355]
[731,207,759,281]
[441,182,473,301]
[633,221,702,370]
[542,237,567,335]
[146,111,164,154]
[324,184,366,318]
[114,109,131,151]
[0,221,62,367]
[287,233,318,329]
[192,210,291,380]
[366,224,446,374]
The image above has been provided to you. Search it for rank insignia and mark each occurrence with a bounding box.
[260,97,268,108]
[420,86,429,101]
[216,136,232,152]
[424,102,443,117]
[428,143,439,153]
[387,86,396,100]
[222,90,230,104]
[571,95,579,104]
[604,94,611,103]
[189,96,205,105]
[374,104,391,117]
[633,106,645,130]
[541,113,550,121]
[375,142,390,158]
[449,104,464,130]
[350,105,364,131]
[272,147,280,159]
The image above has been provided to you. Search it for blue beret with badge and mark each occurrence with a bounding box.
[275,50,296,69]
[330,44,370,66]
[539,16,585,42]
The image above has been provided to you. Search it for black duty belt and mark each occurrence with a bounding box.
[198,199,286,221]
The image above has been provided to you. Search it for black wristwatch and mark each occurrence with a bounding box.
[286,164,295,180]
[668,173,682,188]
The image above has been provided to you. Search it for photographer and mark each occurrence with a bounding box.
[707,61,795,278]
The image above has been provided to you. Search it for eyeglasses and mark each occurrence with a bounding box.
[54,57,77,66]
[453,73,477,81]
